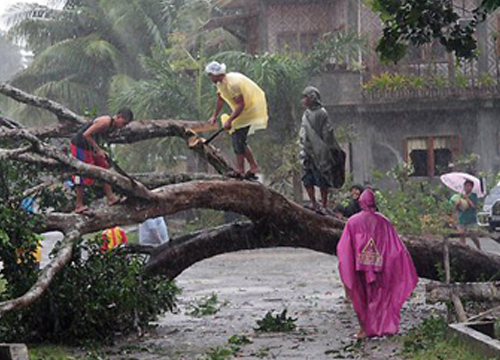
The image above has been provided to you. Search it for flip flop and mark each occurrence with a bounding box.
[244,171,258,181]
[315,208,327,216]
[225,170,243,180]
[303,204,317,212]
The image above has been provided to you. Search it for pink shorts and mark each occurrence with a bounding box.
[70,142,109,185]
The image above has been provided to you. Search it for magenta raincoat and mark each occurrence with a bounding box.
[337,190,418,337]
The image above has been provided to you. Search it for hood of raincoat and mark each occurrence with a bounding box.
[360,189,376,212]
[302,86,322,108]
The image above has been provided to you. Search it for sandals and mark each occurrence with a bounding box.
[225,170,243,179]
[303,204,333,216]
[244,171,258,181]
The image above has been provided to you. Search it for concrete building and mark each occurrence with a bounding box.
[210,0,500,185]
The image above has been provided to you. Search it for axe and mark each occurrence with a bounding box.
[186,123,224,148]
[203,127,225,145]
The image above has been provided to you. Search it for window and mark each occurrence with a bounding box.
[277,32,318,53]
[405,136,460,177]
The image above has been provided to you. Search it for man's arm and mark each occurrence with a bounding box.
[224,95,244,130]
[209,94,225,125]
[83,116,112,157]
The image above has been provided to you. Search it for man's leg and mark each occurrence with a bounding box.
[457,226,466,246]
[232,129,247,175]
[103,183,117,205]
[320,187,329,209]
[471,235,481,250]
[244,145,259,174]
[305,184,317,210]
[71,143,92,213]
[235,154,245,175]
[95,154,117,205]
[75,185,86,212]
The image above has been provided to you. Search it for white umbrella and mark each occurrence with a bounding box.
[440,172,486,198]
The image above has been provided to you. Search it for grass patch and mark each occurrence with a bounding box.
[29,345,106,360]
[255,309,297,332]
[187,293,227,317]
[402,316,495,359]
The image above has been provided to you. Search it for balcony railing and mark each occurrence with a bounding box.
[362,85,500,102]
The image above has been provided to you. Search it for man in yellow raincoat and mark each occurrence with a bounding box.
[206,61,268,180]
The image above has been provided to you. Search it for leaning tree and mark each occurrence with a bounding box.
[1,82,500,318]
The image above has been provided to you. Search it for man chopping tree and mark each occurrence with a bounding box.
[70,107,133,213]
[206,61,268,180]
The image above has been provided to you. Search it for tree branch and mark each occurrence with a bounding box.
[0,145,32,160]
[0,113,25,129]
[133,172,224,188]
[0,82,87,125]
[0,128,153,200]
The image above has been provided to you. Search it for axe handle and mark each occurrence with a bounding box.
[204,128,225,145]
[105,155,137,187]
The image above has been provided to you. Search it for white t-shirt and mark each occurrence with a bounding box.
[139,217,169,246]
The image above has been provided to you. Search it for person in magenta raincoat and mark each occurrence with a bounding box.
[337,189,418,339]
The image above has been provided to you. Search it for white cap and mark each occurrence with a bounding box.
[205,61,227,75]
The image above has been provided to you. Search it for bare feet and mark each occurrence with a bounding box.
[74,205,89,214]
[354,329,366,340]
[108,198,122,206]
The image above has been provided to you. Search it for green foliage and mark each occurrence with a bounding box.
[402,316,493,359]
[479,72,497,87]
[373,163,453,236]
[29,345,104,360]
[402,316,448,355]
[308,32,367,73]
[363,71,495,93]
[369,0,482,62]
[187,293,226,317]
[199,346,234,360]
[455,73,469,88]
[0,238,180,345]
[0,159,68,297]
[254,309,297,333]
[227,334,252,346]
[4,0,182,120]
[197,334,252,359]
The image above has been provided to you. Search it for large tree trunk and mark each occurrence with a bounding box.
[426,281,500,303]
[2,81,500,317]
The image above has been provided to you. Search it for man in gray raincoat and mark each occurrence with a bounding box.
[299,86,345,214]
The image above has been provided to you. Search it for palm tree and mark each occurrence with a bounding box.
[1,0,180,124]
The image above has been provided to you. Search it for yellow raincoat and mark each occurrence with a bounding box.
[217,72,268,135]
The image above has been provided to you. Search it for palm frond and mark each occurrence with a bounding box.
[84,37,124,72]
[1,3,64,29]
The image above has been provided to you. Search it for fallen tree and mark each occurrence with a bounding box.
[1,82,500,319]
[426,281,500,303]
